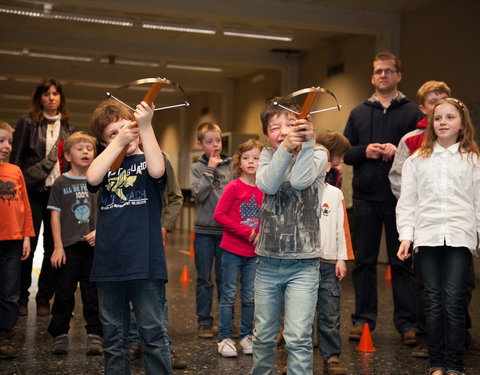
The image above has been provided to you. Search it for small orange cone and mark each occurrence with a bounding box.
[384,264,392,281]
[356,323,376,352]
[189,233,195,257]
[180,265,192,283]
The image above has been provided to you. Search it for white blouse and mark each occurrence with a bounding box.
[396,142,480,253]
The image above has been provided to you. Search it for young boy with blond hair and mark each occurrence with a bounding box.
[87,99,172,374]
[0,121,34,359]
[190,122,233,338]
[47,131,102,356]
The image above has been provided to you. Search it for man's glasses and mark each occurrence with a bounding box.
[373,68,397,75]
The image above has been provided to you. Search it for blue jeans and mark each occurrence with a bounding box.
[129,300,170,348]
[252,256,320,375]
[0,240,22,336]
[418,246,472,373]
[218,251,256,340]
[96,280,172,375]
[194,233,223,325]
[316,261,341,360]
[351,199,417,333]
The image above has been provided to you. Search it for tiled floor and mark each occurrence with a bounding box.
[2,228,480,375]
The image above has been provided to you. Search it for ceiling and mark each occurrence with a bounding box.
[0,0,436,126]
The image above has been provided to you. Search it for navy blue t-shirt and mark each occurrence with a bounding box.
[88,154,167,282]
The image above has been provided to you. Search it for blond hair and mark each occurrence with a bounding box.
[196,122,222,142]
[0,121,14,133]
[64,131,97,155]
[416,81,451,106]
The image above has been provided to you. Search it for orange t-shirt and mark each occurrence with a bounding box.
[0,162,35,240]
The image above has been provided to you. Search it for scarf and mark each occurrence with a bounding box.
[43,112,61,187]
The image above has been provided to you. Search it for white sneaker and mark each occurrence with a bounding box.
[217,338,238,357]
[239,335,253,355]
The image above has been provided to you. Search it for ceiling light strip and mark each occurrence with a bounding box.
[142,22,215,35]
[166,64,223,73]
[223,30,292,42]
[0,6,133,27]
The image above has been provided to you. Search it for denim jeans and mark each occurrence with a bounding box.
[417,246,472,373]
[218,251,256,340]
[194,233,223,326]
[351,199,417,333]
[129,300,170,348]
[97,280,172,375]
[0,240,22,335]
[252,256,320,375]
[316,261,341,360]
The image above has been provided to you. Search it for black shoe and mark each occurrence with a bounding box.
[53,334,68,355]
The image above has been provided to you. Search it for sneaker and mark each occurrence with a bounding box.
[217,338,237,357]
[0,334,16,359]
[348,325,363,341]
[411,344,429,358]
[324,356,346,375]
[402,330,417,346]
[171,350,187,369]
[53,334,68,355]
[86,334,103,356]
[198,325,214,339]
[239,335,253,355]
[129,344,142,361]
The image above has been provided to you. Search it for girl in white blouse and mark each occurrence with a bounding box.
[396,98,480,375]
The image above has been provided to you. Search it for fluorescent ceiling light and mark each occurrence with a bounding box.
[166,63,223,73]
[142,22,215,35]
[0,6,133,27]
[99,57,159,68]
[223,29,293,42]
[0,48,93,62]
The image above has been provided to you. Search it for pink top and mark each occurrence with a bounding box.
[214,178,263,257]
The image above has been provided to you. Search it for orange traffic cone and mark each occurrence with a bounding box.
[356,323,376,352]
[384,265,392,281]
[189,233,195,257]
[180,265,191,283]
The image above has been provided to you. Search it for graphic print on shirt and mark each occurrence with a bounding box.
[240,195,261,229]
[105,168,138,201]
[71,199,90,223]
[322,202,330,217]
[62,182,93,224]
[100,161,149,210]
[0,180,17,205]
[260,182,321,254]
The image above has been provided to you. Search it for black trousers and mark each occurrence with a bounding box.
[350,199,417,333]
[20,189,59,306]
[47,241,102,337]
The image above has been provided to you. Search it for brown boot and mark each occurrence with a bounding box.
[0,333,16,359]
[324,356,346,375]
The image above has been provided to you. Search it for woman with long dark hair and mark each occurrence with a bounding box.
[11,77,76,316]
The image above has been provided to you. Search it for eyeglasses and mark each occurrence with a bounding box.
[373,68,397,75]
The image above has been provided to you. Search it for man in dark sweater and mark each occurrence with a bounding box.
[343,52,424,345]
